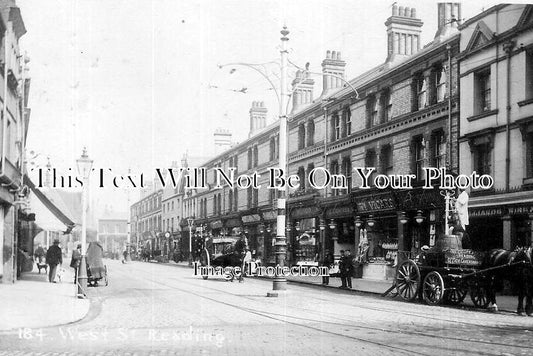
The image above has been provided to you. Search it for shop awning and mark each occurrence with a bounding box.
[24,175,76,233]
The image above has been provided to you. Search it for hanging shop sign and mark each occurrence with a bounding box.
[242,214,261,225]
[353,191,396,213]
[395,189,444,211]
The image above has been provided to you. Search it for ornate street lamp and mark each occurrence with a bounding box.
[329,219,337,230]
[399,211,409,225]
[76,148,93,299]
[415,210,426,224]
[354,216,363,229]
[367,215,376,228]
[187,218,194,266]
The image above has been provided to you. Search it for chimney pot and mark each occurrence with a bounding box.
[332,50,337,59]
[411,7,416,18]
[337,51,342,60]
[399,6,404,17]
[392,4,398,16]
[404,7,410,17]
[326,50,331,59]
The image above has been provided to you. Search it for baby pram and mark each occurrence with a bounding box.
[86,241,108,287]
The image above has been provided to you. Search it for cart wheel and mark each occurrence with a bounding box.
[470,282,490,308]
[104,266,109,286]
[422,271,445,305]
[444,287,467,305]
[199,249,209,280]
[395,260,420,301]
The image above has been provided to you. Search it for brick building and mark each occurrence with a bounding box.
[174,3,463,280]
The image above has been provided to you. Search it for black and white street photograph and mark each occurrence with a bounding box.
[1,1,533,355]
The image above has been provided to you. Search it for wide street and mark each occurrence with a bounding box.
[1,259,532,356]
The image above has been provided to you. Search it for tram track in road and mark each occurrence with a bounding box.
[124,262,533,356]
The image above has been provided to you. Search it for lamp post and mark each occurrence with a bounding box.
[187,218,194,267]
[76,148,93,298]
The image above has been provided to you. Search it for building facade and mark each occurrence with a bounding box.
[171,3,463,280]
[97,217,128,257]
[458,4,533,250]
[130,189,162,258]
[0,0,30,284]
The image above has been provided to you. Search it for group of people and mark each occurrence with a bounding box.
[319,249,355,289]
[33,239,83,284]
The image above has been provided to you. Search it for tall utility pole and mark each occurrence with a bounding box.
[268,26,289,297]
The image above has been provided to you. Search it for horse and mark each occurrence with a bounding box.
[483,247,533,315]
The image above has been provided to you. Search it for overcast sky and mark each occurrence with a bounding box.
[17,0,511,216]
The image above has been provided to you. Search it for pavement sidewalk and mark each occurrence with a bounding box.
[0,261,90,332]
[167,260,521,314]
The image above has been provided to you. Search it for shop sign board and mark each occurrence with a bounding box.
[395,189,444,211]
[508,205,533,215]
[353,191,396,213]
[325,205,353,219]
[242,214,261,224]
[470,207,503,217]
[225,218,242,228]
[444,249,484,266]
[291,206,321,219]
[262,210,277,221]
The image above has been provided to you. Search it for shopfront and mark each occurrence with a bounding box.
[289,205,321,266]
[242,213,261,258]
[322,197,355,260]
[260,209,277,265]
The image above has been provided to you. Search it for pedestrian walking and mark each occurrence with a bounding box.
[320,249,333,285]
[343,250,354,289]
[122,248,129,264]
[70,244,81,284]
[46,239,63,283]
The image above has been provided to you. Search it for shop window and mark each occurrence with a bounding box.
[307,120,315,146]
[380,144,393,175]
[297,166,306,191]
[247,186,253,209]
[526,50,533,100]
[475,69,491,114]
[229,190,233,212]
[253,188,258,207]
[307,163,315,184]
[412,136,425,180]
[431,130,446,169]
[213,195,217,216]
[381,89,392,122]
[269,189,277,206]
[247,148,252,170]
[298,124,306,149]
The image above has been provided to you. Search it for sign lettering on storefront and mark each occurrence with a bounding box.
[291,206,321,219]
[354,192,396,213]
[210,220,223,229]
[325,206,353,219]
[262,210,277,221]
[445,249,484,266]
[225,218,242,228]
[508,205,533,215]
[470,207,503,217]
[395,189,444,210]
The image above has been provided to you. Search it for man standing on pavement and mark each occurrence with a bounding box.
[343,250,354,289]
[320,249,333,286]
[70,244,81,284]
[46,239,63,283]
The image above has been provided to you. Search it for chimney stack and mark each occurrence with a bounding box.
[321,50,346,97]
[385,4,423,64]
[249,101,267,138]
[291,69,314,113]
[434,3,461,42]
[180,153,188,168]
[214,128,232,155]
